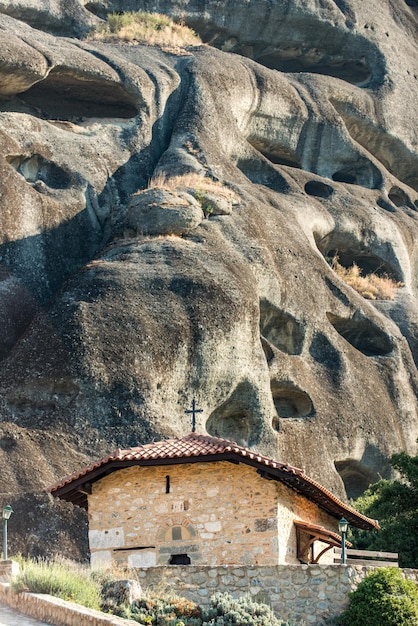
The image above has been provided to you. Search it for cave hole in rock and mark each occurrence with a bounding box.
[270,380,314,419]
[326,312,393,356]
[405,0,418,6]
[304,180,334,198]
[255,53,371,86]
[331,159,382,189]
[236,157,290,193]
[332,170,356,184]
[335,448,392,499]
[248,139,301,169]
[335,460,378,500]
[328,248,400,280]
[7,154,72,189]
[259,299,304,355]
[206,382,260,446]
[388,186,410,207]
[377,197,396,213]
[0,436,17,452]
[314,231,401,281]
[20,69,139,120]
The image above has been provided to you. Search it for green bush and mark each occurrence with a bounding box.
[338,568,418,626]
[11,558,102,610]
[202,592,289,626]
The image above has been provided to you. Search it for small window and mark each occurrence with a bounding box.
[172,526,182,541]
[166,475,170,494]
[169,554,191,565]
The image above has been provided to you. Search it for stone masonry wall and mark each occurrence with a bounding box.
[88,461,338,569]
[134,564,418,626]
[0,566,417,626]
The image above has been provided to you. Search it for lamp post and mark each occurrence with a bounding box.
[339,517,349,565]
[2,505,13,561]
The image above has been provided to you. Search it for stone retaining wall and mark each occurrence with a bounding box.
[0,582,138,626]
[0,565,417,626]
[135,564,418,626]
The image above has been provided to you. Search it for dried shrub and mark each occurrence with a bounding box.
[148,172,235,199]
[330,255,403,300]
[128,589,202,625]
[88,11,202,51]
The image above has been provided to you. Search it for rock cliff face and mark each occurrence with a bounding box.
[0,0,417,557]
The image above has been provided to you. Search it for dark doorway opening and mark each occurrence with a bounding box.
[169,554,191,565]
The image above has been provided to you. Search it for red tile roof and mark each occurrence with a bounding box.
[48,432,379,531]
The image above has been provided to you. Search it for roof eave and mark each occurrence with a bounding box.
[48,450,379,530]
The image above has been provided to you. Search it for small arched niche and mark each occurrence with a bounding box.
[260,300,304,355]
[326,312,393,356]
[270,380,314,419]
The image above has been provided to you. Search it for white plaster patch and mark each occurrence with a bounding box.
[89,527,124,549]
[172,501,184,512]
[128,550,157,568]
[271,536,279,555]
[90,550,112,569]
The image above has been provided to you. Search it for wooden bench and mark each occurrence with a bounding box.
[334,547,399,567]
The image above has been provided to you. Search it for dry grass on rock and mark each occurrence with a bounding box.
[148,172,239,218]
[87,11,202,52]
[330,256,403,300]
[149,172,237,200]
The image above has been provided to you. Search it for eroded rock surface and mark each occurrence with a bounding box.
[0,0,417,557]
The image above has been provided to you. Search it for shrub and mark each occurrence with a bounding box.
[338,568,418,626]
[11,558,102,610]
[202,592,289,626]
[329,255,403,300]
[127,590,202,625]
[88,11,202,49]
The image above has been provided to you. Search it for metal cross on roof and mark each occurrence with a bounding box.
[185,398,203,432]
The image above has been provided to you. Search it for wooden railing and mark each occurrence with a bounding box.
[334,547,399,567]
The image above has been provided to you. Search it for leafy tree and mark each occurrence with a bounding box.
[338,567,418,626]
[350,446,418,567]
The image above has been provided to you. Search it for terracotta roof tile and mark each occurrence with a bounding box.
[48,432,379,531]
